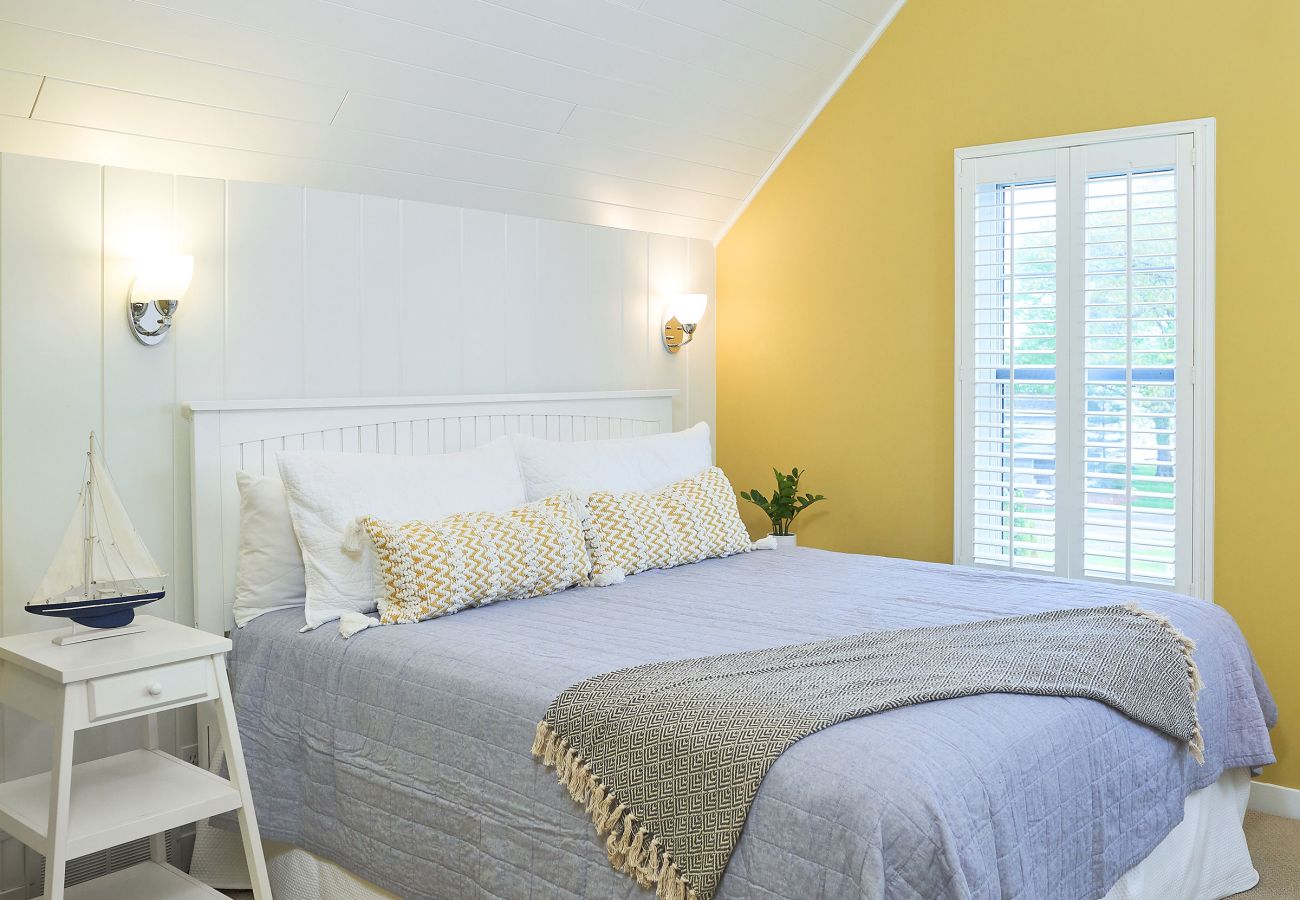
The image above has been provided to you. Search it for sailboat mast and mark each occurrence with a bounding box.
[83,432,95,599]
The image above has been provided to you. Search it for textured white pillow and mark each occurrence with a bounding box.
[510,422,713,501]
[277,438,526,629]
[233,471,306,627]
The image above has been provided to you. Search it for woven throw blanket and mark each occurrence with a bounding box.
[533,603,1204,900]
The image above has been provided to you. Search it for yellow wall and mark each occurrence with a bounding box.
[717,0,1296,787]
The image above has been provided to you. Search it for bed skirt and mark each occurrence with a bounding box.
[193,769,1258,900]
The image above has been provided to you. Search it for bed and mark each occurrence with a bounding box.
[187,393,1276,900]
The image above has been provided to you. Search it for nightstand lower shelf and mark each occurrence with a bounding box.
[34,860,224,899]
[0,748,241,858]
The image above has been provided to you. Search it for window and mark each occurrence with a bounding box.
[955,122,1214,598]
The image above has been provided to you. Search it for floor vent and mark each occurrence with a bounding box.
[28,829,180,895]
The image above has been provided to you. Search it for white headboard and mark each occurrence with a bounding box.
[185,390,677,634]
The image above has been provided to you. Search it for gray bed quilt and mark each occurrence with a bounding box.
[229,549,1276,900]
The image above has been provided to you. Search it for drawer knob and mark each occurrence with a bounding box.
[146,682,164,697]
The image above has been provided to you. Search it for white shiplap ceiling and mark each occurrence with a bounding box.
[0,0,900,240]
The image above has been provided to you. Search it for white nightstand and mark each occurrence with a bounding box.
[0,615,271,900]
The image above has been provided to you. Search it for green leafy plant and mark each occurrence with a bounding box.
[739,468,826,537]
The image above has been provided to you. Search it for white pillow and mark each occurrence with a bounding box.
[233,472,306,627]
[277,439,526,629]
[511,422,713,501]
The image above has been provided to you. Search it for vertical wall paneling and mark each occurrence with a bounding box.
[302,189,362,397]
[359,195,402,396]
[460,209,508,393]
[399,202,462,394]
[172,175,226,629]
[687,237,717,449]
[647,233,689,423]
[0,156,103,637]
[536,220,587,390]
[102,167,177,624]
[225,180,304,399]
[503,215,539,390]
[0,155,102,786]
[621,230,650,382]
[586,226,624,389]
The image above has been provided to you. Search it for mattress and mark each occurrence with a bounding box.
[227,548,1277,899]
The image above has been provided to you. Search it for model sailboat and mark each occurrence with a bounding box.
[26,432,166,644]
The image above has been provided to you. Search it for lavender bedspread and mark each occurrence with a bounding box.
[229,549,1276,899]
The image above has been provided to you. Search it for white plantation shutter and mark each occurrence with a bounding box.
[1077,137,1193,588]
[957,129,1206,596]
[971,175,1061,572]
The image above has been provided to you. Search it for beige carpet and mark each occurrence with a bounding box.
[1232,811,1300,898]
[222,812,1300,898]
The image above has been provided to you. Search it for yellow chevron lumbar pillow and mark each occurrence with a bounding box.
[584,466,757,584]
[350,491,591,626]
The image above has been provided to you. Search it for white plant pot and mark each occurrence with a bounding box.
[769,533,797,550]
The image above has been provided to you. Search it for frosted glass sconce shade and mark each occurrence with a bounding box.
[663,293,708,354]
[128,254,194,346]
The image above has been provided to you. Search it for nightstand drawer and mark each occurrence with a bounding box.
[87,658,213,722]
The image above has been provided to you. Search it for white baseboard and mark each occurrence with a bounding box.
[1249,780,1300,819]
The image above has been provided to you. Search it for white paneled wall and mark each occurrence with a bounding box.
[0,150,712,637]
[0,153,713,886]
[0,152,714,635]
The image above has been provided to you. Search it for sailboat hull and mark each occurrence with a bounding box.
[27,591,164,628]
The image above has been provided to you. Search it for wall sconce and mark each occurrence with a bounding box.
[662,293,708,354]
[128,254,194,346]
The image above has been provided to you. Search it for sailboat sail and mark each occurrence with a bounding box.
[31,448,166,603]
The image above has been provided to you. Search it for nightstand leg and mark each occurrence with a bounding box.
[43,694,75,900]
[141,713,168,864]
[210,655,272,900]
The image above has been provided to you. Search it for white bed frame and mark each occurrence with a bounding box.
[185,390,678,636]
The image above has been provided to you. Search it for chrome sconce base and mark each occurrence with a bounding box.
[129,299,179,346]
[663,316,697,353]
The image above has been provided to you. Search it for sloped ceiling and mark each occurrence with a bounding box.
[0,0,899,239]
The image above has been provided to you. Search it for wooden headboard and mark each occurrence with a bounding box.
[185,390,677,634]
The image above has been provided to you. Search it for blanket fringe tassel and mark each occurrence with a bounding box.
[1122,603,1206,764]
[533,721,700,900]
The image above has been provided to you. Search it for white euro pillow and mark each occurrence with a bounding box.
[277,438,526,630]
[511,422,713,501]
[233,471,306,627]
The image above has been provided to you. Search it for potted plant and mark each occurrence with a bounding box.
[739,468,826,549]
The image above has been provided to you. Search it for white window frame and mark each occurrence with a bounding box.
[953,119,1216,599]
